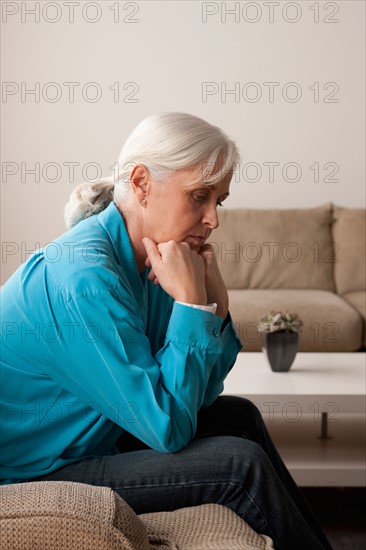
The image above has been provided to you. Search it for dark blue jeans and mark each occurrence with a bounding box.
[32,396,332,550]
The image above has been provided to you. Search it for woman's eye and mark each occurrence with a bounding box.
[192,194,225,206]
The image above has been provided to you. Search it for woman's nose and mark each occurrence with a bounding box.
[202,204,219,229]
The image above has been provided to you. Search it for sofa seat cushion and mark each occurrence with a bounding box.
[212,205,335,291]
[140,503,274,549]
[228,289,363,351]
[0,481,274,550]
[343,291,366,347]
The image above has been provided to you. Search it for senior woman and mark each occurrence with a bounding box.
[1,113,331,549]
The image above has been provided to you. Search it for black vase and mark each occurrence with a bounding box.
[262,331,299,372]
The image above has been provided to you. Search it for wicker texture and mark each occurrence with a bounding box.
[0,481,274,550]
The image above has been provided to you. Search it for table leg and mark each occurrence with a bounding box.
[318,412,332,440]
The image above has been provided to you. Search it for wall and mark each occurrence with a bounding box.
[1,0,365,283]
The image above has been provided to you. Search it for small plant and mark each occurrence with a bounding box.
[260,310,303,334]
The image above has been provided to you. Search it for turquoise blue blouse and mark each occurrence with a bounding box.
[0,201,242,484]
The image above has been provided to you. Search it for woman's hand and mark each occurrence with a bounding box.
[199,244,229,320]
[142,238,207,305]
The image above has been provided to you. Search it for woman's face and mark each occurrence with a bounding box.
[142,166,231,250]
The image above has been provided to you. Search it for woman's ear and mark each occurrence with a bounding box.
[129,164,150,204]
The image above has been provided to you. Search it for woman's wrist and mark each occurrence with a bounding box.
[176,290,207,306]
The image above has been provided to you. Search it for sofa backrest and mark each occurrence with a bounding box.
[211,204,335,291]
[331,205,366,295]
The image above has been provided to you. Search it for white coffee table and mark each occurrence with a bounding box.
[222,352,366,487]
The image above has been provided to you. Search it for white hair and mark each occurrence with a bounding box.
[64,112,239,229]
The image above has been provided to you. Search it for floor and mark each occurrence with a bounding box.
[301,487,366,550]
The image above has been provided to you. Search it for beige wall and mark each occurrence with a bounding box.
[1,0,365,284]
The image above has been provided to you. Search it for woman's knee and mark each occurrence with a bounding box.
[196,436,271,478]
[228,435,269,464]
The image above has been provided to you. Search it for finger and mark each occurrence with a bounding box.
[153,277,160,286]
[145,256,152,268]
[199,244,216,263]
[147,266,159,285]
[142,237,161,267]
[147,268,157,282]
[200,244,215,255]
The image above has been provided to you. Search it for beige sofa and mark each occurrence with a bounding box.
[213,204,365,351]
[0,481,274,549]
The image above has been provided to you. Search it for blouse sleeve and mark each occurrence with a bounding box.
[48,285,226,454]
[200,312,243,408]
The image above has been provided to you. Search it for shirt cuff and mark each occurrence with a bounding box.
[175,301,217,315]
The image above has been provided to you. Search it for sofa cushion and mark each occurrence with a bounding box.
[0,481,274,550]
[140,503,274,549]
[343,291,366,347]
[211,204,335,291]
[0,481,151,550]
[228,289,363,351]
[331,206,366,295]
